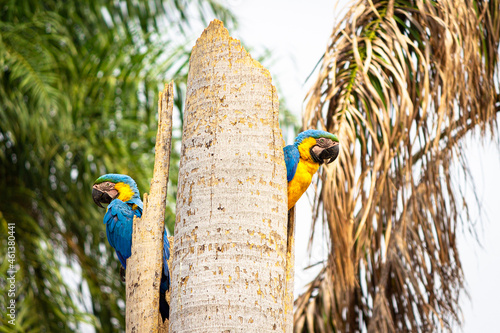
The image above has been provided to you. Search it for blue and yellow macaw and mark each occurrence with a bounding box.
[92,174,170,321]
[284,130,339,210]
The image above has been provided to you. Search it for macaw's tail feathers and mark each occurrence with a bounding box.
[160,272,169,293]
[159,271,170,321]
[159,291,169,321]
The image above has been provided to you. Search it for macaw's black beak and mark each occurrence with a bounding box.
[92,188,113,208]
[320,143,339,164]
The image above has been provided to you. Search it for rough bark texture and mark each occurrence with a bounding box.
[170,20,288,332]
[285,207,295,333]
[126,82,174,333]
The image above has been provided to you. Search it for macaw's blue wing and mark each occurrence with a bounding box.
[284,144,300,182]
[103,199,137,268]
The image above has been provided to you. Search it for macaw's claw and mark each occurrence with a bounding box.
[120,266,126,282]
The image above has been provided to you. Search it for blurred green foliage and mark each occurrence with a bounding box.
[0,0,237,331]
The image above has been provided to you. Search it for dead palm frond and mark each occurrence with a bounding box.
[294,0,500,332]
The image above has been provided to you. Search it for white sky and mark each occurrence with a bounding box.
[228,0,500,331]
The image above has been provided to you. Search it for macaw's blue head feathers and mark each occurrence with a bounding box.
[294,129,340,165]
[92,173,141,208]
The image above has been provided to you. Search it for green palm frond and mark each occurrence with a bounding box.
[0,1,237,331]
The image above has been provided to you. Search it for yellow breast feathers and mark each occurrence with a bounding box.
[114,182,134,202]
[287,137,321,209]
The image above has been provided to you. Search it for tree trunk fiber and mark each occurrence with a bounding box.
[170,20,288,332]
[285,207,295,333]
[126,82,174,333]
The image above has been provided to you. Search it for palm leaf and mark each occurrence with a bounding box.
[294,0,500,332]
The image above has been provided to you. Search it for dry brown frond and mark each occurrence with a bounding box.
[294,0,500,332]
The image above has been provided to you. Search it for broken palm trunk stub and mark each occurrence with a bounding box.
[126,82,174,333]
[170,20,289,332]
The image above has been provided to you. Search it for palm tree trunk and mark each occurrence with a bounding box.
[285,207,296,333]
[170,20,288,332]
